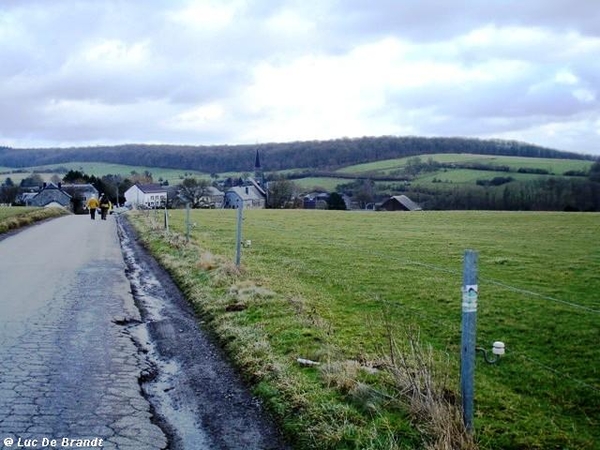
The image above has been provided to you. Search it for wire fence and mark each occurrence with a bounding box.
[163,207,600,397]
[248,214,599,395]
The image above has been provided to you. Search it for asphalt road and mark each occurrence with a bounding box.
[0,214,288,450]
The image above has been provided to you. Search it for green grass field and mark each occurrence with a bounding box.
[1,162,209,185]
[292,177,346,191]
[338,154,593,176]
[130,209,599,449]
[284,154,594,192]
[412,169,550,186]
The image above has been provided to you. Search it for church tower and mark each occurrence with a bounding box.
[254,149,263,183]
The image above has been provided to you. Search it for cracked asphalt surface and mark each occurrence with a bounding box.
[0,214,289,450]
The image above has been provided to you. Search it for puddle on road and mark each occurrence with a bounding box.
[118,220,212,450]
[119,227,164,322]
[128,323,212,450]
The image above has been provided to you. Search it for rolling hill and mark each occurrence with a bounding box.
[0,136,594,174]
[1,137,598,211]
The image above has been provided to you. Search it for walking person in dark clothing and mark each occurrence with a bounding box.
[99,194,111,220]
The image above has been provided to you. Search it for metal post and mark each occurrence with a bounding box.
[164,205,169,232]
[461,249,478,433]
[185,202,191,243]
[235,203,243,267]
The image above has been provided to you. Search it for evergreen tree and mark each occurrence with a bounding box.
[327,192,347,210]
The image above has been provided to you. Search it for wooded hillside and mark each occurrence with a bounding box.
[0,137,593,173]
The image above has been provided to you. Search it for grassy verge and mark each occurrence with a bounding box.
[127,209,599,449]
[0,206,69,234]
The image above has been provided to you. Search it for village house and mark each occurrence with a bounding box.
[378,195,422,211]
[20,182,100,213]
[223,150,267,209]
[302,192,353,210]
[302,192,330,209]
[202,186,225,208]
[223,180,266,209]
[26,182,72,208]
[124,183,168,208]
[61,183,99,213]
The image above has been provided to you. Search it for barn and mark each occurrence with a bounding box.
[379,195,422,211]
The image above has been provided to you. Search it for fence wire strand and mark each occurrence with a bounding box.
[249,219,599,315]
[479,277,600,314]
[178,212,600,393]
[512,351,600,393]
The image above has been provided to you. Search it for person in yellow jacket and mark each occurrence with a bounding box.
[86,196,100,220]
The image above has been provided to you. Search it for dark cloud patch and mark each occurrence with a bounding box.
[326,0,600,44]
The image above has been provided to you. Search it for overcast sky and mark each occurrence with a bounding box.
[1,0,599,155]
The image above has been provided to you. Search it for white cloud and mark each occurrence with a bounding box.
[554,70,579,86]
[265,9,316,35]
[573,89,596,103]
[0,0,598,155]
[81,40,149,67]
[164,103,226,130]
[166,1,241,29]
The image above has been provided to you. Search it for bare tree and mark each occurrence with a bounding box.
[267,177,296,208]
[178,178,211,208]
[354,179,375,209]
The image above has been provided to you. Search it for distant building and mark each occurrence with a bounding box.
[27,183,71,208]
[224,183,266,209]
[19,192,38,205]
[61,183,99,214]
[202,186,225,208]
[303,192,330,210]
[124,183,168,208]
[379,195,422,211]
[222,150,267,209]
[254,149,263,182]
[302,192,352,210]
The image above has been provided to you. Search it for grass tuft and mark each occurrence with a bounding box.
[381,325,477,450]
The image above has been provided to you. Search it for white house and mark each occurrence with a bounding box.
[202,186,225,208]
[223,183,266,209]
[124,183,168,208]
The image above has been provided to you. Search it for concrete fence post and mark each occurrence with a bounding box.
[235,203,243,267]
[461,249,478,433]
[164,205,169,232]
[185,202,191,243]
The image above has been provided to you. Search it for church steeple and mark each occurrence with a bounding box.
[254,149,261,172]
[254,149,263,182]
